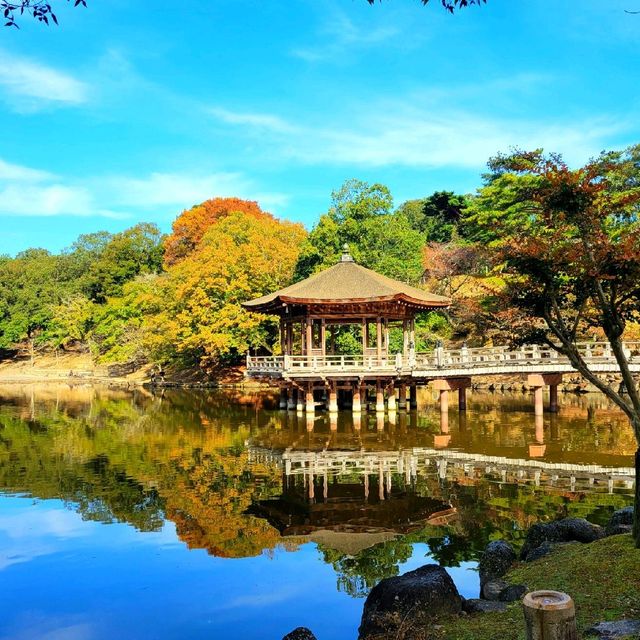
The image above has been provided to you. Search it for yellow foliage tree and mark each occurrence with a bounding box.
[149,211,306,369]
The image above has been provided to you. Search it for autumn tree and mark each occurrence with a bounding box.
[163,197,269,266]
[466,146,640,545]
[153,211,306,370]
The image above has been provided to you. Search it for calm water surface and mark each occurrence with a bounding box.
[0,384,635,640]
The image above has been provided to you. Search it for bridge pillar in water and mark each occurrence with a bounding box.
[376,379,385,413]
[433,378,472,413]
[352,383,362,413]
[296,387,305,413]
[328,381,338,413]
[287,386,297,410]
[409,384,418,410]
[398,382,407,409]
[387,381,396,412]
[279,387,287,409]
[528,374,563,415]
[528,414,547,457]
[305,383,315,414]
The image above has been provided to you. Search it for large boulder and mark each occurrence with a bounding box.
[463,599,508,614]
[586,619,640,639]
[524,540,577,563]
[358,564,462,640]
[479,540,516,590]
[498,584,527,602]
[482,579,509,601]
[520,518,605,560]
[606,507,634,536]
[282,628,317,640]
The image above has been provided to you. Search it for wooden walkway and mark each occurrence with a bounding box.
[247,341,640,379]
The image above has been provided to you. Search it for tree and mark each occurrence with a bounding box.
[466,145,640,546]
[163,198,269,267]
[153,211,306,369]
[399,191,469,243]
[295,179,425,283]
[2,0,86,28]
[366,0,486,12]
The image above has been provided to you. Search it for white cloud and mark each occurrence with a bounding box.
[292,9,401,62]
[0,49,89,110]
[208,95,629,171]
[0,157,288,218]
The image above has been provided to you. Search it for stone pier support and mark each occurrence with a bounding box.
[328,381,338,413]
[279,387,287,409]
[352,383,362,413]
[387,381,396,412]
[409,384,417,410]
[376,379,385,413]
[305,383,315,414]
[296,387,304,413]
[287,386,296,410]
[398,382,407,410]
[527,374,563,415]
[433,378,471,414]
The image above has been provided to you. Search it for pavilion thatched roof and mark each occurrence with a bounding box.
[242,252,450,314]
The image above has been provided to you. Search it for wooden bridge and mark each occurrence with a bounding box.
[247,341,640,379]
[247,342,640,415]
[248,445,636,500]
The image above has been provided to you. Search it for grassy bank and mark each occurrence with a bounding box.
[439,534,640,640]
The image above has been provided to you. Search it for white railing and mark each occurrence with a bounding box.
[245,342,640,377]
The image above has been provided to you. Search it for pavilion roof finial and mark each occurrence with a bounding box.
[341,243,354,263]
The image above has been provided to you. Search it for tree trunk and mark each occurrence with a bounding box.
[634,448,640,549]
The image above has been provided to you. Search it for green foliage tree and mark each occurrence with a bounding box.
[466,145,640,546]
[295,179,425,283]
[399,191,469,242]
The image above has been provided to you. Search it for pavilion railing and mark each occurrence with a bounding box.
[245,341,640,376]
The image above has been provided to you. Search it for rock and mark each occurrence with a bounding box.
[498,584,527,602]
[524,540,578,562]
[606,507,634,536]
[282,628,317,640]
[586,619,640,639]
[358,564,462,640]
[520,518,605,560]
[463,599,508,614]
[607,524,634,537]
[479,540,516,589]
[482,579,509,601]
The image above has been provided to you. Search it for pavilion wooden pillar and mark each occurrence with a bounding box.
[376,317,383,365]
[305,318,313,361]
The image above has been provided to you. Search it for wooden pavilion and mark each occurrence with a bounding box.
[242,247,450,413]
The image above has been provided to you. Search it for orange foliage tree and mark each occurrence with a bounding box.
[164,198,269,266]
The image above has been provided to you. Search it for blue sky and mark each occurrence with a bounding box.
[1,0,640,255]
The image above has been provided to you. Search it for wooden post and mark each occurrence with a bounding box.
[287,386,296,410]
[458,386,467,411]
[329,412,338,431]
[306,318,313,359]
[398,382,407,409]
[296,387,304,413]
[306,382,315,413]
[279,387,287,409]
[409,383,417,410]
[522,591,577,640]
[352,383,362,413]
[387,381,396,412]
[403,320,409,357]
[549,384,559,413]
[376,379,385,412]
[328,380,338,413]
[376,318,382,365]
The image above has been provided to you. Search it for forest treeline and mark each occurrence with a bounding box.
[2,145,639,372]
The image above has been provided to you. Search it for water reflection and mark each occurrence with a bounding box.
[0,384,635,634]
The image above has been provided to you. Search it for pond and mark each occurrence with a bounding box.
[0,384,635,640]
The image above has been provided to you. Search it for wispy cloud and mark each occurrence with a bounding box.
[0,158,288,218]
[0,50,89,111]
[209,82,630,170]
[292,9,400,62]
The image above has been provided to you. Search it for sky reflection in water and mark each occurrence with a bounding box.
[0,385,634,640]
